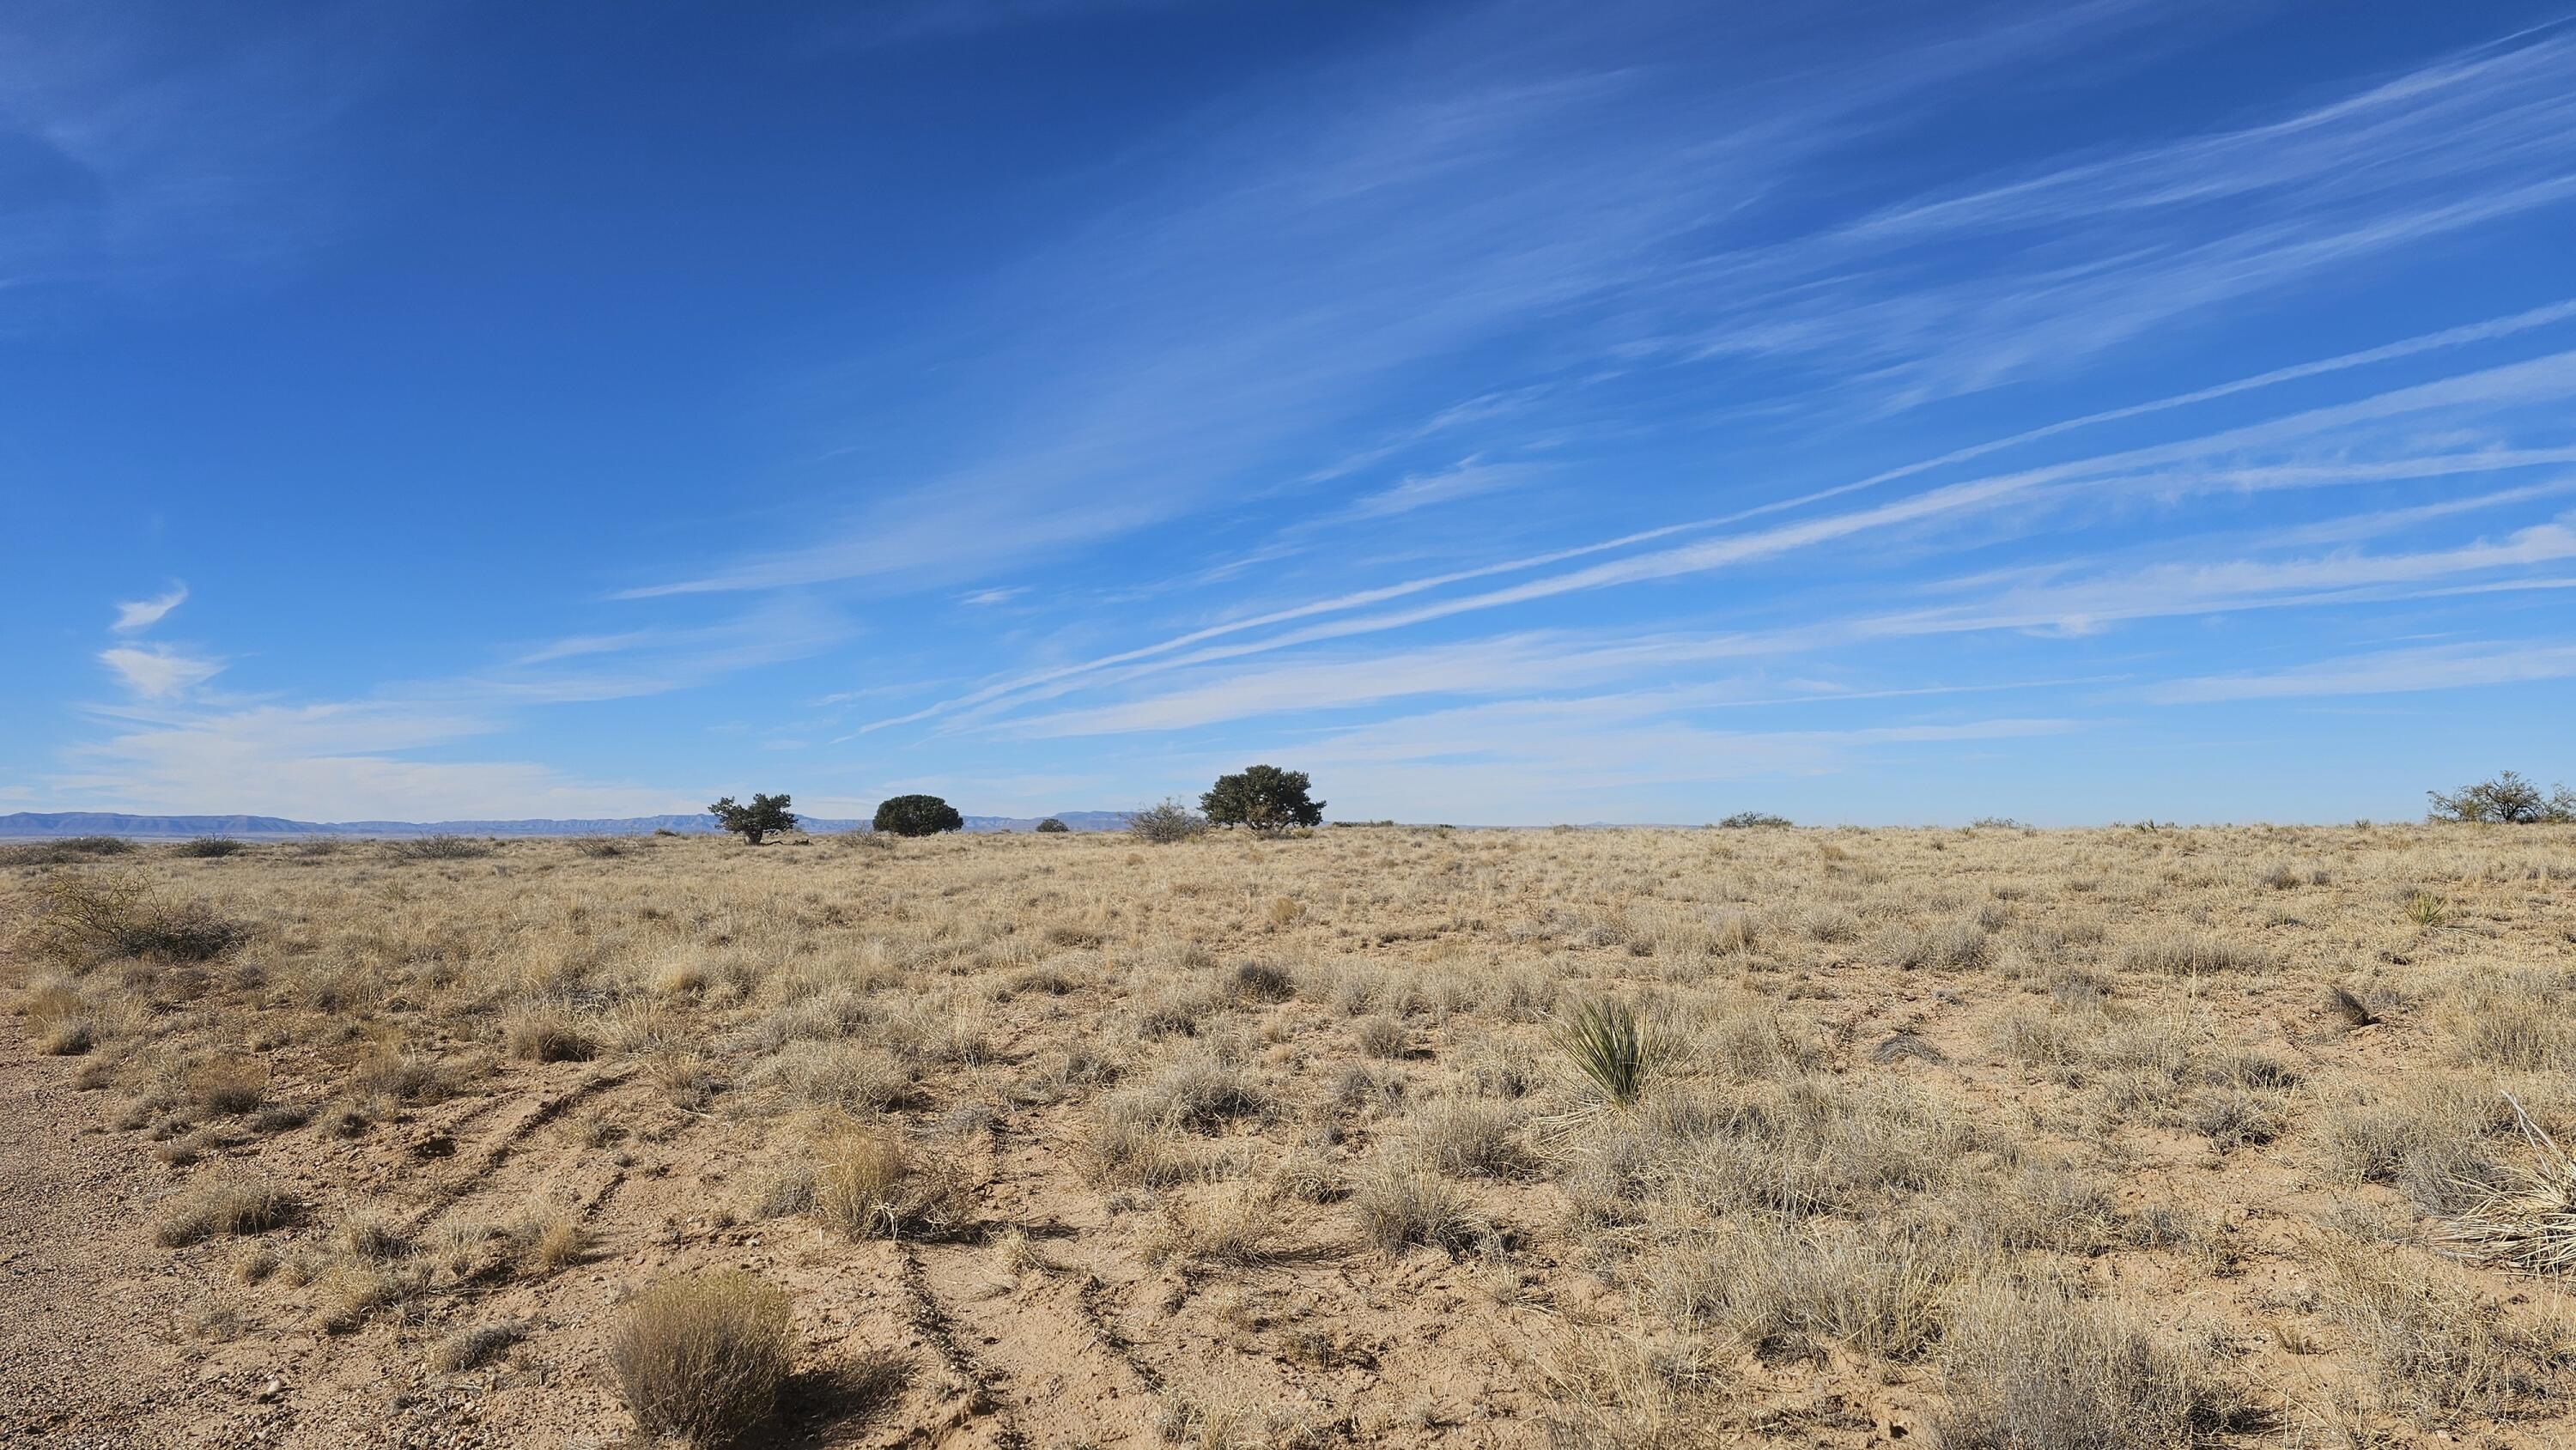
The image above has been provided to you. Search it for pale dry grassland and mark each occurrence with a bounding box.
[6,823,2576,1448]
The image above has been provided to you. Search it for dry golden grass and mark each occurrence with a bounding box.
[6,822,2575,1447]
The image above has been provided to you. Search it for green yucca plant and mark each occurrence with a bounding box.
[1555,997,1656,1107]
[2405,890,2451,928]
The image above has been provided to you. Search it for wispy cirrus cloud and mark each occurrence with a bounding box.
[866,311,2576,735]
[624,1,2166,600]
[2149,640,2576,703]
[96,643,223,698]
[111,584,187,633]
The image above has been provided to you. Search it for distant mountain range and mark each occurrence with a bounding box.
[0,810,1137,839]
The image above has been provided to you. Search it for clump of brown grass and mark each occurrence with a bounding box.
[2308,1228,2559,1418]
[16,979,96,1054]
[155,1172,296,1247]
[2118,931,2268,974]
[1649,1218,1956,1362]
[1935,1280,2243,1450]
[2445,1094,2576,1277]
[501,1003,597,1062]
[1140,1180,1289,1265]
[187,1059,270,1116]
[811,1119,974,1240]
[757,1039,917,1113]
[605,1270,796,1447]
[430,1318,527,1374]
[1351,1156,1484,1254]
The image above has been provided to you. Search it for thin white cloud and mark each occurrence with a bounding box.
[623,1,2161,600]
[97,644,222,698]
[867,319,2576,734]
[111,585,187,633]
[2149,641,2576,703]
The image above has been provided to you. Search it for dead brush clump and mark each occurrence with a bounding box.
[1350,1154,1485,1254]
[1935,1280,2246,1450]
[810,1119,975,1240]
[1403,1098,1538,1180]
[349,1046,452,1108]
[2443,968,2576,1072]
[2316,1078,2505,1213]
[501,1001,598,1062]
[17,870,247,965]
[756,1039,919,1113]
[1140,1178,1291,1265]
[2444,1095,2576,1277]
[605,1270,797,1447]
[16,977,98,1054]
[2118,931,2269,974]
[186,1059,270,1116]
[155,1171,297,1247]
[1645,1217,1957,1362]
[2307,1228,2568,1419]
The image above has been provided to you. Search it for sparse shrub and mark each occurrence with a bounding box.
[1556,997,1656,1107]
[389,834,490,860]
[605,1270,796,1447]
[502,1003,598,1062]
[155,1172,296,1246]
[431,1319,527,1374]
[173,837,246,858]
[1128,798,1209,844]
[187,1059,270,1116]
[1351,1157,1483,1253]
[1229,960,1297,1003]
[19,871,246,964]
[2427,769,2574,824]
[2117,931,2267,974]
[1352,1014,1408,1059]
[811,1120,973,1240]
[709,792,799,844]
[1407,1100,1534,1180]
[1716,810,1791,829]
[1936,1281,2241,1449]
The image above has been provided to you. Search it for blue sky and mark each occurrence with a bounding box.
[7,0,2575,826]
